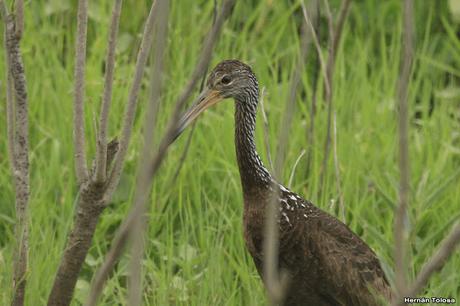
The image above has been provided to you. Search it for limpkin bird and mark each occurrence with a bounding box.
[176,60,392,305]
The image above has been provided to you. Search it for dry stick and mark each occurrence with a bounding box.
[259,87,274,171]
[393,0,414,300]
[3,20,16,172]
[302,0,329,200]
[127,1,169,305]
[301,3,329,105]
[323,0,334,59]
[2,5,30,306]
[317,0,351,199]
[73,0,89,184]
[14,0,23,39]
[392,224,460,306]
[305,0,320,178]
[171,0,218,183]
[170,62,208,183]
[105,0,165,199]
[405,223,460,299]
[171,123,196,182]
[263,12,312,306]
[87,1,235,304]
[6,74,16,166]
[332,111,345,221]
[94,0,122,183]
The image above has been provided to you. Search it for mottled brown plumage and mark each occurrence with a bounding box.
[178,60,392,306]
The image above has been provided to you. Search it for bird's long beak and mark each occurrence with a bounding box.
[174,88,223,139]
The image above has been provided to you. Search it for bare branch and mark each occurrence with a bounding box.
[323,0,334,52]
[127,0,169,305]
[47,1,122,304]
[170,0,219,184]
[301,2,330,103]
[14,0,23,39]
[332,111,345,221]
[94,0,123,183]
[259,87,274,171]
[4,29,16,172]
[85,216,130,306]
[105,0,163,197]
[263,185,290,306]
[263,7,313,304]
[74,0,89,184]
[318,0,351,198]
[0,0,8,20]
[275,7,311,176]
[89,1,235,303]
[406,223,460,297]
[305,0,320,177]
[393,0,414,299]
[171,123,196,182]
[2,5,30,305]
[392,223,460,306]
[325,0,351,107]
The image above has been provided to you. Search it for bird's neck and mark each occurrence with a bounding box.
[234,97,271,195]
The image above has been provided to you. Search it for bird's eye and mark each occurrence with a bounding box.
[221,75,232,85]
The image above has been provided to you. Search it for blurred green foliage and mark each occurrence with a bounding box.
[0,0,459,305]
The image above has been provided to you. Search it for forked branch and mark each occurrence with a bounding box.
[94,0,122,183]
[87,1,235,304]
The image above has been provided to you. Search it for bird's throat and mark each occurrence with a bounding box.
[234,99,271,195]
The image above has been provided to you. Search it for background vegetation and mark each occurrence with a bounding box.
[1,0,459,305]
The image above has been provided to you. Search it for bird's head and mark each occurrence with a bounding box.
[176,60,258,137]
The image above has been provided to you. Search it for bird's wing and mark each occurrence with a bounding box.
[312,211,392,306]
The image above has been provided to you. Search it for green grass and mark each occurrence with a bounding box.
[1,0,460,305]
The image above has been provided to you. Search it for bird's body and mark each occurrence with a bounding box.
[178,60,392,306]
[242,182,392,306]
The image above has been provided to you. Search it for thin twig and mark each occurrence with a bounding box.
[275,6,311,177]
[332,111,345,221]
[406,223,460,298]
[105,0,160,197]
[85,3,164,305]
[259,87,274,171]
[94,0,123,183]
[171,123,196,182]
[170,0,219,183]
[127,1,169,305]
[0,0,7,20]
[305,0,320,178]
[394,0,414,299]
[318,0,351,199]
[89,1,235,303]
[4,25,16,172]
[323,0,334,55]
[14,0,23,39]
[74,0,89,184]
[263,8,313,305]
[301,2,330,104]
